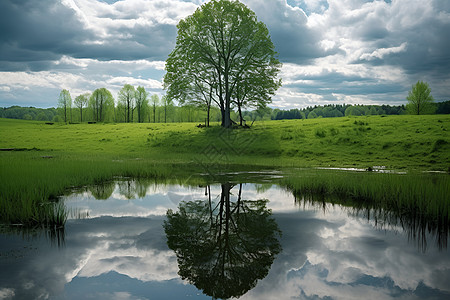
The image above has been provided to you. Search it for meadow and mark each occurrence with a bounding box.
[0,115,449,227]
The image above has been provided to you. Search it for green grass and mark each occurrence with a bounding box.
[282,169,449,250]
[1,115,449,169]
[0,115,449,227]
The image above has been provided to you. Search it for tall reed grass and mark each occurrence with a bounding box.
[0,152,183,227]
[282,169,449,250]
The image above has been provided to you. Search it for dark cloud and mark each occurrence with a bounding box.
[243,0,334,64]
[0,0,176,72]
[0,0,448,108]
[0,0,92,70]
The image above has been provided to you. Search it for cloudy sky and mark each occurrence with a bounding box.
[0,0,449,109]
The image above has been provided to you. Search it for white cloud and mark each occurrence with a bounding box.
[107,76,162,90]
[63,0,198,39]
[0,288,15,299]
[360,42,408,61]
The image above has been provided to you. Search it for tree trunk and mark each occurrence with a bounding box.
[224,97,231,128]
[238,104,243,126]
[137,105,140,123]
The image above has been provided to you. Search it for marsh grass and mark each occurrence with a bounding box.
[283,169,449,250]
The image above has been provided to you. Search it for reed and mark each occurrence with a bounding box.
[282,169,449,249]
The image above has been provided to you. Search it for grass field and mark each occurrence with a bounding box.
[1,114,449,169]
[0,115,449,227]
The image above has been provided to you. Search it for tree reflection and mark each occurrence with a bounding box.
[164,183,282,299]
[89,181,115,200]
[90,179,153,200]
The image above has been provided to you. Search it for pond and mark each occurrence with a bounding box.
[1,174,449,300]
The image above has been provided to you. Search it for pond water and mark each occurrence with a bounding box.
[1,176,449,300]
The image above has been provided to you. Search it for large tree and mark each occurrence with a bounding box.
[118,84,136,123]
[58,89,72,123]
[406,81,436,115]
[74,93,89,122]
[164,0,281,128]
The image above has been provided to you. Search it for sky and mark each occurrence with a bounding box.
[0,0,449,109]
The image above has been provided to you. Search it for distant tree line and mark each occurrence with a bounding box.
[0,106,58,121]
[1,100,449,123]
[269,101,450,120]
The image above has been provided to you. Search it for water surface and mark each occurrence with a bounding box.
[1,178,449,299]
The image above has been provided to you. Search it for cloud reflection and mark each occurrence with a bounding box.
[0,183,449,299]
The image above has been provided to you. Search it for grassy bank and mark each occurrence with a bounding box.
[0,115,449,226]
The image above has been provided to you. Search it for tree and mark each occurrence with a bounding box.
[233,58,281,126]
[406,81,436,115]
[89,88,114,122]
[161,95,172,123]
[164,0,281,128]
[58,89,72,123]
[74,93,89,122]
[150,94,159,123]
[135,86,149,123]
[345,105,364,116]
[118,84,136,123]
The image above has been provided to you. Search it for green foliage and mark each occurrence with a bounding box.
[0,106,57,121]
[272,104,409,120]
[89,88,114,122]
[118,84,136,123]
[164,0,281,128]
[58,89,72,123]
[74,93,89,122]
[407,80,436,115]
[135,86,149,123]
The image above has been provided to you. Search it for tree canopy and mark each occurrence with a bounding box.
[89,88,114,122]
[406,80,436,115]
[164,0,281,128]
